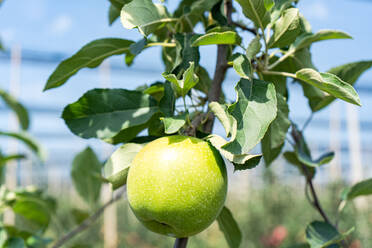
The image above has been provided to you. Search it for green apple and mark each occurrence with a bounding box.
[127,135,227,238]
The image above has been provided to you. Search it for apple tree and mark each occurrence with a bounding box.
[40,0,372,247]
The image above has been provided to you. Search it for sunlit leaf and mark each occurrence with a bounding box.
[222,79,277,155]
[104,143,144,190]
[44,39,134,90]
[62,89,159,141]
[0,89,29,130]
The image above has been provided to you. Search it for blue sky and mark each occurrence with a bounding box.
[0,0,372,178]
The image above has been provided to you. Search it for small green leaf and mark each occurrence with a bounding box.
[62,89,158,141]
[161,114,186,134]
[208,135,261,171]
[264,0,274,11]
[306,221,354,248]
[129,38,148,55]
[217,206,242,248]
[173,33,200,73]
[108,4,120,25]
[44,38,134,90]
[120,0,176,36]
[296,68,361,106]
[5,237,26,248]
[292,30,352,51]
[159,81,175,117]
[262,93,290,166]
[246,36,262,60]
[308,60,372,111]
[235,0,270,29]
[232,53,252,79]
[0,89,29,130]
[269,8,301,48]
[345,178,372,201]
[0,131,45,161]
[104,143,144,190]
[222,79,277,155]
[163,62,199,97]
[71,147,102,204]
[71,208,90,224]
[296,150,334,168]
[283,151,314,178]
[192,31,241,46]
[209,102,236,138]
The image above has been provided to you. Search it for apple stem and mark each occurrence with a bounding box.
[174,238,188,248]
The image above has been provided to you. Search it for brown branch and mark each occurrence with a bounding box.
[203,0,233,133]
[174,237,188,248]
[231,21,258,36]
[51,189,125,248]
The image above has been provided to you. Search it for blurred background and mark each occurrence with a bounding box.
[0,0,371,247]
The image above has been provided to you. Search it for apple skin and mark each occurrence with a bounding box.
[127,135,227,238]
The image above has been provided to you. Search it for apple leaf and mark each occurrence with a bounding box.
[62,88,159,141]
[232,53,252,80]
[173,33,200,73]
[108,4,121,25]
[309,60,372,112]
[44,38,134,91]
[217,206,242,248]
[71,147,102,205]
[264,0,274,11]
[192,31,241,46]
[104,143,144,190]
[306,221,354,248]
[159,81,175,117]
[161,114,186,134]
[208,135,262,171]
[0,131,45,161]
[269,8,301,48]
[0,89,29,130]
[222,79,277,155]
[120,0,176,36]
[261,93,290,166]
[162,62,199,97]
[291,30,352,51]
[235,0,270,29]
[209,102,236,138]
[283,151,315,179]
[4,238,26,247]
[246,36,262,60]
[344,178,372,201]
[296,68,361,106]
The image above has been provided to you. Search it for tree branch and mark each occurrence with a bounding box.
[231,21,257,35]
[51,189,125,248]
[203,0,233,133]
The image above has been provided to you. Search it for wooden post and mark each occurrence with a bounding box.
[329,102,342,181]
[99,60,118,248]
[4,45,22,225]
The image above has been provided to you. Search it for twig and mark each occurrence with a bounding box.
[51,189,125,248]
[203,0,233,133]
[231,21,257,35]
[301,113,313,131]
[174,237,188,248]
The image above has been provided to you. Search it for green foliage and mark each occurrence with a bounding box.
[62,89,158,142]
[305,221,354,248]
[222,79,277,155]
[261,93,290,165]
[44,39,134,90]
[103,143,144,189]
[343,178,372,201]
[0,89,29,130]
[71,147,102,205]
[217,206,242,248]
[40,0,372,246]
